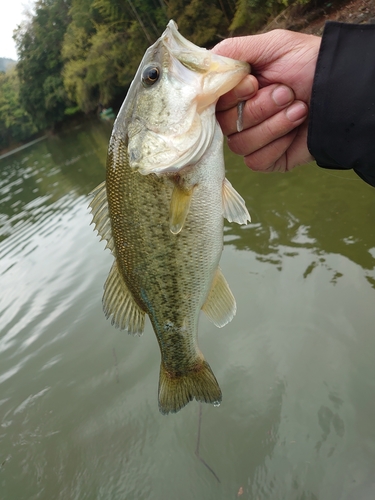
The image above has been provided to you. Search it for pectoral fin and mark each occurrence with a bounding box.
[103,262,145,335]
[222,177,251,225]
[169,185,194,234]
[202,268,236,327]
[88,181,115,253]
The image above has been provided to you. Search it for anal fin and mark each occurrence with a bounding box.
[202,267,236,327]
[222,177,251,225]
[103,261,145,335]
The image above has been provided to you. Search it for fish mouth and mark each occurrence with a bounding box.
[162,20,212,73]
[161,20,250,108]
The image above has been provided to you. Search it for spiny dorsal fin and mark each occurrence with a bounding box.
[169,184,194,235]
[202,267,236,327]
[103,261,145,335]
[88,181,115,253]
[222,177,251,225]
[158,359,222,415]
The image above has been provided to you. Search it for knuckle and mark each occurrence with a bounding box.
[245,98,267,125]
[244,153,266,171]
[227,134,249,156]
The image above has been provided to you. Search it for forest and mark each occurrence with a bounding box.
[0,0,337,151]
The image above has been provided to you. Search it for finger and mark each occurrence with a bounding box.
[243,130,298,173]
[243,123,312,172]
[226,100,308,156]
[217,84,295,136]
[216,74,258,112]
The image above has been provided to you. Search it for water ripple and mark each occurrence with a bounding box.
[0,158,109,388]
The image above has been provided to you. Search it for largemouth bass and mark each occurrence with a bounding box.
[89,20,250,415]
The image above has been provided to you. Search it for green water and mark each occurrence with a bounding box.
[1,120,375,499]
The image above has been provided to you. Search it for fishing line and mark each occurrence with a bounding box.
[195,403,221,483]
[112,347,120,383]
[308,161,361,182]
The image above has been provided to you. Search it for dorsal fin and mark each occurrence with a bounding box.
[222,178,251,225]
[202,267,236,327]
[88,181,115,253]
[103,262,145,335]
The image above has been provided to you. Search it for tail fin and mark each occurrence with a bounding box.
[158,360,222,415]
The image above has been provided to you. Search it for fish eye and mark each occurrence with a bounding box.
[142,66,160,87]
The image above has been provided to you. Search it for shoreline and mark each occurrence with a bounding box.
[0,135,48,161]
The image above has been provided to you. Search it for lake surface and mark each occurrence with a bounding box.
[1,120,375,500]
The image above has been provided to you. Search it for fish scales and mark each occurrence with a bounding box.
[107,131,224,365]
[90,20,250,414]
[109,150,224,416]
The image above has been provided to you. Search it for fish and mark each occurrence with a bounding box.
[89,20,250,415]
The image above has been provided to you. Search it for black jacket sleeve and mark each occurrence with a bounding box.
[308,22,375,187]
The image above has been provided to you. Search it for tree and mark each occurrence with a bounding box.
[14,0,72,130]
[0,67,37,150]
[167,0,232,46]
[62,0,167,113]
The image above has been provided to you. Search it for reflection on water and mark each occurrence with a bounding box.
[224,145,375,284]
[1,120,375,499]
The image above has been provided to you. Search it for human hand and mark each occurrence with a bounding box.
[212,30,321,172]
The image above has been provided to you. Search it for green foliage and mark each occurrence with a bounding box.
[0,0,333,150]
[167,0,231,46]
[14,0,72,130]
[0,67,37,150]
[64,105,81,115]
[229,0,288,33]
[228,0,326,33]
[62,0,167,112]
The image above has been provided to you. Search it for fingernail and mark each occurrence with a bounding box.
[272,85,294,106]
[286,102,307,122]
